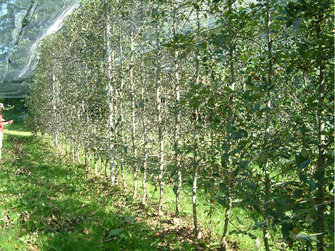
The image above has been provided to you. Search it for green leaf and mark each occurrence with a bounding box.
[294,232,319,243]
[22,199,29,205]
[233,129,248,139]
[107,228,124,238]
[217,197,226,207]
[219,182,226,191]
[240,161,250,169]
[252,103,261,113]
[295,150,311,169]
[299,174,307,182]
[173,185,178,195]
[229,229,246,235]
[301,148,308,158]
[293,190,302,199]
[297,0,307,6]
[247,76,253,85]
[286,20,293,27]
[124,216,136,223]
[240,180,256,191]
[248,232,257,239]
[282,223,294,239]
[300,159,311,169]
[308,178,317,191]
[314,170,324,182]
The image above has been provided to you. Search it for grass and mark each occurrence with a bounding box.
[0,125,195,251]
[0,124,265,250]
[125,173,264,250]
[3,124,32,137]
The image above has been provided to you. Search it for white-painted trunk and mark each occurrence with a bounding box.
[173,3,182,218]
[130,22,138,197]
[106,16,116,185]
[192,8,201,238]
[155,21,164,216]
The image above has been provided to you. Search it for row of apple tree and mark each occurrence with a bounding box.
[27,0,334,250]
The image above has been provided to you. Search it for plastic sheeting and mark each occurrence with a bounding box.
[0,0,79,98]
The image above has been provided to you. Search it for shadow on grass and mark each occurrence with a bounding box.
[0,131,189,251]
[4,123,30,132]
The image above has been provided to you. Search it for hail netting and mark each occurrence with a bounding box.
[0,0,79,98]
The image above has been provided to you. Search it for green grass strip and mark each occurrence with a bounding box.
[0,125,198,251]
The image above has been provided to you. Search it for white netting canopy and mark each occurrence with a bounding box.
[0,0,79,98]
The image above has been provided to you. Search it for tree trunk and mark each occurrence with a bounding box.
[220,1,236,248]
[172,2,182,218]
[263,1,272,250]
[192,7,201,239]
[220,195,232,250]
[130,14,138,197]
[118,24,126,187]
[52,72,58,147]
[192,116,199,239]
[139,0,148,206]
[315,13,326,250]
[106,14,116,185]
[141,87,148,205]
[316,61,326,251]
[155,21,164,217]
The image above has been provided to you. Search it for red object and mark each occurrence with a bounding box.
[0,114,3,133]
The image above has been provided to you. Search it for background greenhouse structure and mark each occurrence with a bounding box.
[0,0,79,98]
